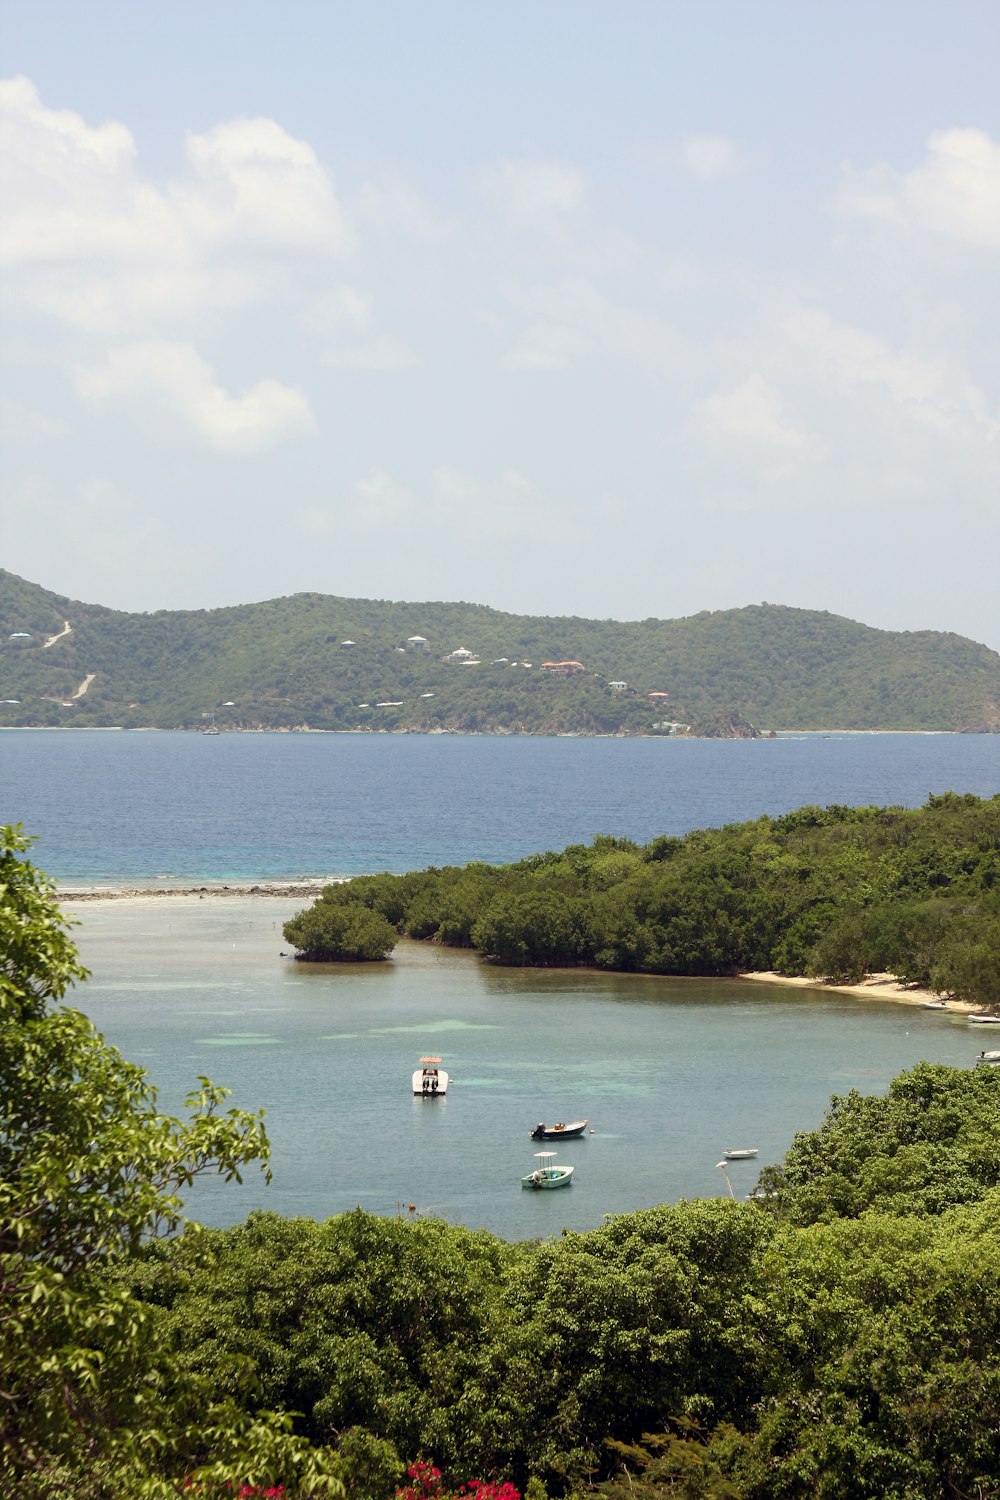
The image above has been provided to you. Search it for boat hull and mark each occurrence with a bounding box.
[723,1149,759,1160]
[412,1068,449,1096]
[521,1165,574,1190]
[530,1119,588,1140]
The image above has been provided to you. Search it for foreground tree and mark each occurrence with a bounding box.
[0,826,341,1499]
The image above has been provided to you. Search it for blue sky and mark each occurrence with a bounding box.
[3,1,999,649]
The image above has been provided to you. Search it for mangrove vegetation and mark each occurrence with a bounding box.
[284,792,1000,1007]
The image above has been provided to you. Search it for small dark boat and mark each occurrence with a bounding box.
[530,1119,588,1140]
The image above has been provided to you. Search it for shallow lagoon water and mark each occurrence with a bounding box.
[69,896,985,1241]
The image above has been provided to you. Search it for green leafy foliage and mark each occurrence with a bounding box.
[282,901,398,961]
[283,795,1000,1003]
[0,827,342,1498]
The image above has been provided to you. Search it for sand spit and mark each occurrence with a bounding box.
[742,969,977,1013]
[57,881,336,903]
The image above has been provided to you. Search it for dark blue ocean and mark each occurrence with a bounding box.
[1,729,997,885]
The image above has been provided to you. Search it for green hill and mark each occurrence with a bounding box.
[1,569,998,733]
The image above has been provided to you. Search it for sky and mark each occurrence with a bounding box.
[2,1,999,650]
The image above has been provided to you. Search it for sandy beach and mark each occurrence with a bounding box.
[741,970,976,1014]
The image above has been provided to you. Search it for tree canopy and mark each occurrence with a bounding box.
[0,826,342,1499]
[286,795,1000,1003]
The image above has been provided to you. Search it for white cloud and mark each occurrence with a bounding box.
[841,127,1000,249]
[19,265,266,337]
[787,309,947,404]
[0,76,351,332]
[503,278,691,376]
[181,117,351,251]
[701,374,804,447]
[75,341,316,451]
[678,133,745,180]
[783,307,1000,440]
[485,158,584,219]
[305,285,419,368]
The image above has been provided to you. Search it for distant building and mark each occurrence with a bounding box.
[406,635,430,650]
[444,646,479,663]
[540,660,585,675]
[647,691,670,700]
[340,639,356,647]
[608,680,628,691]
[9,632,32,640]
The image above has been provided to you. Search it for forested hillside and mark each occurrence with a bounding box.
[286,793,1000,1007]
[2,570,999,732]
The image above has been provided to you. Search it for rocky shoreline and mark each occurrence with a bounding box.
[57,882,333,902]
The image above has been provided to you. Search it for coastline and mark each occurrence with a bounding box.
[53,885,984,1017]
[741,969,976,1014]
[56,880,336,902]
[1,725,971,736]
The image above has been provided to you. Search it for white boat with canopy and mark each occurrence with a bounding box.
[412,1056,449,1096]
[521,1151,574,1190]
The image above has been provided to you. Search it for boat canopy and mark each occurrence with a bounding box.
[419,1056,442,1064]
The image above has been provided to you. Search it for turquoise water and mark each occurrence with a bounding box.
[69,896,985,1241]
[2,729,998,885]
[11,729,998,1239]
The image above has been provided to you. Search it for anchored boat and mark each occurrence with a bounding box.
[521,1151,574,1190]
[530,1119,588,1140]
[412,1056,448,1096]
[722,1147,759,1160]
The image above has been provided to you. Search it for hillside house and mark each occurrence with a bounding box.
[406,635,430,650]
[540,660,585,675]
[444,646,479,663]
[608,680,628,691]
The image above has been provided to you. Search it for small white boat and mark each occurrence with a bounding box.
[976,1050,1000,1067]
[521,1150,574,1190]
[412,1056,449,1096]
[723,1147,759,1160]
[968,1014,1000,1026]
[920,999,949,1011]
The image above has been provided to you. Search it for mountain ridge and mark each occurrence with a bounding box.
[2,570,998,734]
